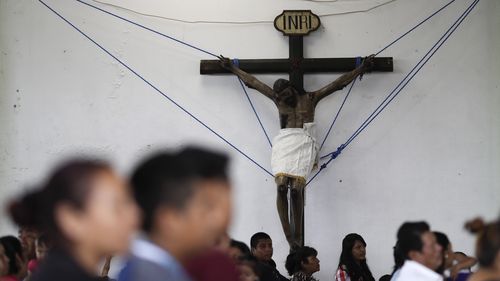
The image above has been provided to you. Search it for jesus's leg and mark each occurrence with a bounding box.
[290,179,305,250]
[275,175,292,246]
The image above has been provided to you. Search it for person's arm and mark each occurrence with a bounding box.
[219,56,276,101]
[313,55,375,105]
[450,253,477,280]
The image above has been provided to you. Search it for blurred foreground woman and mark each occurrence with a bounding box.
[9,159,138,281]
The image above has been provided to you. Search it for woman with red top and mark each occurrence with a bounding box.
[335,234,375,281]
[26,234,52,280]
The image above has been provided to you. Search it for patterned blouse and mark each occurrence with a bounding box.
[335,265,352,281]
[291,271,318,281]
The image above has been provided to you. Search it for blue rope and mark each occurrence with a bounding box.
[74,0,219,58]
[41,0,474,184]
[74,0,459,165]
[37,0,274,177]
[306,143,346,186]
[355,56,362,68]
[341,0,480,151]
[375,0,457,55]
[233,59,273,148]
[312,0,480,184]
[306,159,331,187]
[319,79,357,151]
[317,0,458,159]
[75,0,273,149]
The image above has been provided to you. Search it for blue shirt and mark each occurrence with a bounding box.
[119,237,192,281]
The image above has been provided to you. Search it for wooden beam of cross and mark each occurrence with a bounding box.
[200,10,393,94]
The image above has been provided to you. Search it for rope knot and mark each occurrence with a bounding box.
[331,144,346,159]
[232,58,240,67]
[355,56,362,68]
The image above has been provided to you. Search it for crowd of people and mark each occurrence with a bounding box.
[0,146,498,281]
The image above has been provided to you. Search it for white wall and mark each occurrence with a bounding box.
[1,0,499,279]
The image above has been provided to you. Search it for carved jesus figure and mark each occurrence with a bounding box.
[220,55,375,249]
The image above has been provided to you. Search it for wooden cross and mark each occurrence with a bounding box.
[200,11,393,93]
[200,10,393,249]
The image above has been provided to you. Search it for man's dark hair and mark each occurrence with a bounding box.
[131,146,229,232]
[393,221,430,271]
[285,246,318,276]
[434,231,450,274]
[434,232,450,250]
[250,232,271,249]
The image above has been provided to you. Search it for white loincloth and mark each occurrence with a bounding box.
[271,122,319,183]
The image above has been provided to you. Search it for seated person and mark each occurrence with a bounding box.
[119,147,232,281]
[285,246,320,281]
[239,257,262,281]
[391,222,443,281]
[434,231,477,281]
[250,232,288,281]
[466,218,500,281]
[335,234,375,281]
[229,240,251,264]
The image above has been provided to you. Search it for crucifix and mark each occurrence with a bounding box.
[200,10,393,250]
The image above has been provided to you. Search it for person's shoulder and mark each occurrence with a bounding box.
[31,251,100,281]
[278,272,290,281]
[255,261,286,281]
[291,271,309,281]
[256,260,274,271]
[1,276,18,281]
[336,264,348,273]
[398,261,442,281]
[119,256,170,281]
[185,249,239,281]
[335,265,350,281]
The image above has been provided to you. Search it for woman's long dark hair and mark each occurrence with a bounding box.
[338,233,375,281]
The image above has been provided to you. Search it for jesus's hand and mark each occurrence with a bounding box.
[218,55,233,70]
[362,54,376,73]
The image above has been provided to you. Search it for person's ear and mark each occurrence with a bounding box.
[55,203,87,243]
[251,247,256,255]
[155,206,183,235]
[408,250,423,263]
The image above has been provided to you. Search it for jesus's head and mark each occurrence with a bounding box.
[273,79,298,107]
[273,78,290,93]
